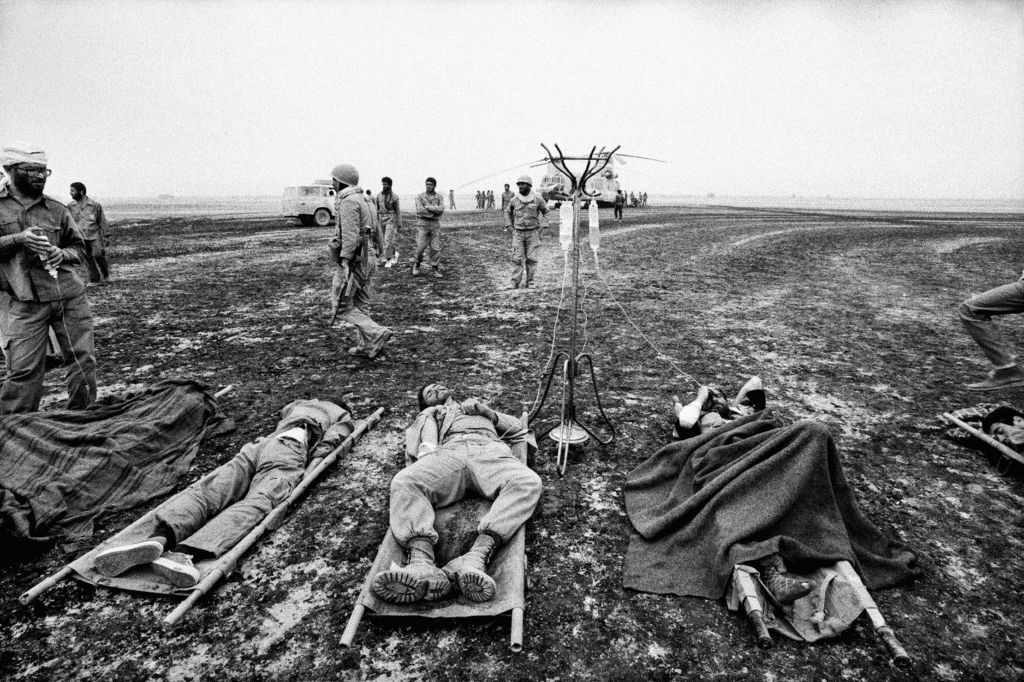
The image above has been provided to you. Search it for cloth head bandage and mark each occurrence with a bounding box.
[0,142,48,167]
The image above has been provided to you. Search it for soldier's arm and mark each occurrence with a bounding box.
[431,197,445,216]
[56,209,86,265]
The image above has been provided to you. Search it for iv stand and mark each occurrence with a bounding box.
[530,143,617,477]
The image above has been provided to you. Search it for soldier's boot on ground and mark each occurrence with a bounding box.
[412,263,421,276]
[442,532,499,602]
[371,536,451,604]
[757,552,814,604]
[432,268,443,279]
[966,364,1024,392]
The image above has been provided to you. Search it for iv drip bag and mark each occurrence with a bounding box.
[588,200,600,250]
[559,202,574,251]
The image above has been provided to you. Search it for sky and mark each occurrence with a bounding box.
[0,0,1022,200]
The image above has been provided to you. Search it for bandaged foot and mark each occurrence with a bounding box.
[372,537,451,604]
[443,533,498,602]
[152,551,200,588]
[94,537,166,577]
[756,553,814,604]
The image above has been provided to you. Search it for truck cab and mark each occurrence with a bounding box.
[283,180,336,226]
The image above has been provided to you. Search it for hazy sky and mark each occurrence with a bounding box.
[1,0,1022,200]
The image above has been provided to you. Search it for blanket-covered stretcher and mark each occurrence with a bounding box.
[341,412,532,652]
[623,410,920,665]
[21,407,383,626]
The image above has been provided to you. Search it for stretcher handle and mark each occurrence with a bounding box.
[941,413,1024,467]
[20,566,74,604]
[748,609,773,649]
[340,604,365,648]
[835,561,910,667]
[510,607,524,652]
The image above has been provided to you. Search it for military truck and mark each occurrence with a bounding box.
[283,180,335,226]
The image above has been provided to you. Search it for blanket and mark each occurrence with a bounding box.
[0,379,229,549]
[623,410,919,599]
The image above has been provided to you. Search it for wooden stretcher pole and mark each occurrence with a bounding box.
[941,413,1024,467]
[835,561,910,667]
[509,409,530,652]
[164,407,384,627]
[214,385,235,399]
[339,604,365,648]
[20,566,74,604]
[734,567,773,649]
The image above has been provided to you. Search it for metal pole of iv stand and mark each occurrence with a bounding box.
[531,144,617,476]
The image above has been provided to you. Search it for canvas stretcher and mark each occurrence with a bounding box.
[21,406,384,626]
[341,412,532,652]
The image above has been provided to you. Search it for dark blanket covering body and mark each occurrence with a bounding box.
[0,379,226,544]
[623,410,919,599]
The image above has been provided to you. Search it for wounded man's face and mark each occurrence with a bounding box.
[990,416,1024,447]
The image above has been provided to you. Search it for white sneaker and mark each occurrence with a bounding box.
[152,551,201,588]
[384,259,394,269]
[94,538,166,577]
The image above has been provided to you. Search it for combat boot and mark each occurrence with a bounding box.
[442,532,498,602]
[756,553,814,604]
[371,537,451,604]
[966,365,1024,392]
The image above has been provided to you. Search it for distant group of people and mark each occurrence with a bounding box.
[475,190,495,210]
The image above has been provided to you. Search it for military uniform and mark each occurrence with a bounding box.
[0,185,96,413]
[375,189,402,264]
[330,186,391,357]
[67,196,110,283]
[414,191,446,273]
[504,190,549,288]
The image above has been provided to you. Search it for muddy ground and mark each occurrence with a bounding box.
[2,204,1023,681]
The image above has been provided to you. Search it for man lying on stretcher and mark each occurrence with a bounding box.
[371,383,541,604]
[671,376,814,604]
[93,397,354,587]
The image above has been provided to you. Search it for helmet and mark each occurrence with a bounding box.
[516,174,533,186]
[331,163,359,186]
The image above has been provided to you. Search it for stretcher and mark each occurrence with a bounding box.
[341,412,532,651]
[21,406,384,627]
[730,560,910,666]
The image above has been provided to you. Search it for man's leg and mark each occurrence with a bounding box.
[176,436,307,559]
[523,229,540,287]
[0,300,53,414]
[373,443,472,603]
[427,224,443,274]
[50,293,97,410]
[94,244,110,280]
[413,226,429,274]
[95,440,260,577]
[442,440,541,601]
[510,230,526,288]
[82,240,102,284]
[959,279,1024,389]
[383,219,398,263]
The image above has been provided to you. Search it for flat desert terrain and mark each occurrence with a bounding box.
[3,204,1023,681]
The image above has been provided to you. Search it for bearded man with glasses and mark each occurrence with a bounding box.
[0,142,97,413]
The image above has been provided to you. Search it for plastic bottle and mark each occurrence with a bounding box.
[588,200,600,250]
[559,202,574,251]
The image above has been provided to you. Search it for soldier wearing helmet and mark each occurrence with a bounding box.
[329,162,393,359]
[502,174,550,290]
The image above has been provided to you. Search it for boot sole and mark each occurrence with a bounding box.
[455,571,496,603]
[93,540,164,577]
[372,570,429,604]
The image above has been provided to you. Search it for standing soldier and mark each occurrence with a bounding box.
[329,162,392,359]
[500,184,514,212]
[67,182,110,285]
[449,189,456,210]
[376,176,403,268]
[486,190,495,210]
[0,142,97,413]
[413,177,445,278]
[503,175,549,290]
